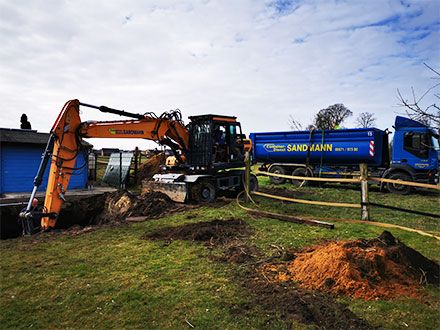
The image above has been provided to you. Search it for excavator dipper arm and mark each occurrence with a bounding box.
[20,99,189,234]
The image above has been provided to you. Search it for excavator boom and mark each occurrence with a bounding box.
[20,99,190,234]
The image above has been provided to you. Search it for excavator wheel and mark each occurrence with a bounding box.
[192,180,216,203]
[249,174,259,192]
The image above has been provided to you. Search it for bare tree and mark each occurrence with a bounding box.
[356,112,376,128]
[313,104,352,130]
[288,115,316,131]
[397,63,440,129]
[288,115,304,130]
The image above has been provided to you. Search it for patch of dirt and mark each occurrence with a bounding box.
[142,218,372,328]
[143,217,258,263]
[142,218,250,245]
[238,274,373,330]
[260,231,440,300]
[215,242,261,264]
[138,153,166,180]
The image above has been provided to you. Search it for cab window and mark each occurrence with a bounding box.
[403,132,430,158]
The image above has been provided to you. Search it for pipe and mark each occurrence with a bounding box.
[79,102,145,120]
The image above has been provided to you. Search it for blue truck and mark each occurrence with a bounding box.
[250,116,439,194]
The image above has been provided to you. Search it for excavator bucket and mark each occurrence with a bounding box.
[142,174,188,203]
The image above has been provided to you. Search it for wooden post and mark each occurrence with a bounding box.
[244,151,251,203]
[360,163,370,221]
[134,147,139,184]
[119,151,123,190]
[93,152,97,182]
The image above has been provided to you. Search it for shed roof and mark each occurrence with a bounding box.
[0,128,93,148]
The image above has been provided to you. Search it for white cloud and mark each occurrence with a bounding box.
[0,0,438,149]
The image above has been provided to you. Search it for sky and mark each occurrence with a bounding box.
[0,0,439,150]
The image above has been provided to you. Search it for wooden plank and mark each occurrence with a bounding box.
[125,216,148,222]
[252,191,361,208]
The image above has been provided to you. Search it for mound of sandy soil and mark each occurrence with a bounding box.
[260,231,439,300]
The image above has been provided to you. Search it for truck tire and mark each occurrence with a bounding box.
[269,166,286,184]
[192,181,216,203]
[386,172,413,195]
[291,168,309,187]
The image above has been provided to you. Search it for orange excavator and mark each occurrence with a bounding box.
[20,99,256,235]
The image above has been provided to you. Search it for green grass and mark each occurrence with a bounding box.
[1,179,439,329]
[256,176,440,234]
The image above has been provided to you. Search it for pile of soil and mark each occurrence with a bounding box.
[142,218,250,245]
[138,153,166,180]
[260,231,440,300]
[95,191,176,223]
[57,191,177,229]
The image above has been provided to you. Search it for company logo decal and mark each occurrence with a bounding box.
[263,144,286,152]
[287,144,333,152]
[108,128,144,135]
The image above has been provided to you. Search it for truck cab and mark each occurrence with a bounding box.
[387,116,439,192]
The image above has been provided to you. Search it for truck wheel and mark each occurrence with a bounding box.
[386,172,413,195]
[192,181,216,203]
[269,166,286,184]
[291,168,309,187]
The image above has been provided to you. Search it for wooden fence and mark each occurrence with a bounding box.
[243,152,440,221]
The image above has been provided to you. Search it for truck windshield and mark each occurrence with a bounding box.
[432,135,439,150]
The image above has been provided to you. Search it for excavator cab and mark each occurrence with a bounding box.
[187,115,246,172]
[147,114,254,204]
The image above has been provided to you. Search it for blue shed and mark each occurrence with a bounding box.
[0,128,91,194]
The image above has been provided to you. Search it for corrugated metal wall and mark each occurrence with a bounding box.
[0,144,88,194]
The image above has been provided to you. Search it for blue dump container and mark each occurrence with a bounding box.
[250,128,389,167]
